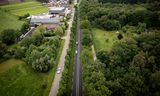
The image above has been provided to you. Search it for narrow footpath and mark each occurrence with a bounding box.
[91,45,97,61]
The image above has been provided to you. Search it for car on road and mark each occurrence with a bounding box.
[58,67,61,70]
[57,67,61,74]
[76,50,78,54]
[76,41,78,45]
[57,70,61,74]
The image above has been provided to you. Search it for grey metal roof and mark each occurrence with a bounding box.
[49,7,65,13]
[30,15,60,24]
[31,18,59,24]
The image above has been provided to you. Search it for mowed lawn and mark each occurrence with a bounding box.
[0,1,48,16]
[92,28,118,51]
[0,10,24,32]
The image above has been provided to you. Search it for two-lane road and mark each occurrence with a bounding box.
[72,7,82,96]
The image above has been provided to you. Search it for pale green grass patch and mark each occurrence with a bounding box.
[0,10,24,32]
[92,28,118,51]
[0,58,24,73]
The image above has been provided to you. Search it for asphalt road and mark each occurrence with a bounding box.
[72,7,82,96]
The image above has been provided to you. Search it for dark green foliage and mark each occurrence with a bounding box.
[82,34,92,46]
[136,23,146,34]
[25,36,60,72]
[0,29,20,45]
[80,0,160,96]
[81,29,93,47]
[150,71,160,96]
[145,11,160,27]
[110,39,138,66]
[14,47,26,59]
[101,19,121,30]
[48,36,61,48]
[20,22,29,34]
[31,26,44,45]
[80,20,91,29]
[98,0,146,4]
[135,32,160,70]
[36,0,48,3]
[0,41,7,58]
[117,33,123,40]
[152,44,160,68]
[147,1,160,11]
[82,56,112,96]
[54,26,64,36]
[97,50,110,65]
[18,13,30,20]
[26,45,54,72]
[132,51,146,69]
[80,0,160,30]
[69,0,73,4]
[43,32,55,37]
[102,31,160,96]
[20,37,34,47]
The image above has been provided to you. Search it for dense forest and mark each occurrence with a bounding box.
[80,0,160,96]
[98,0,159,4]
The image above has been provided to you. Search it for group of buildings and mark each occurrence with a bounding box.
[29,0,71,30]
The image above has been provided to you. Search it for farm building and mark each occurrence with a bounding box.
[30,13,60,29]
[30,13,60,25]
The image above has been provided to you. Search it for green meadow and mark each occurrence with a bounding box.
[92,28,118,51]
[0,9,24,32]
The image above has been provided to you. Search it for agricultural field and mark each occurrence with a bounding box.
[0,1,48,16]
[0,9,24,32]
[92,28,119,51]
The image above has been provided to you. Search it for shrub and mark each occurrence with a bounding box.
[20,22,29,34]
[82,34,92,46]
[0,29,20,45]
[15,47,26,59]
[103,20,121,30]
[117,33,123,40]
[26,46,55,72]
